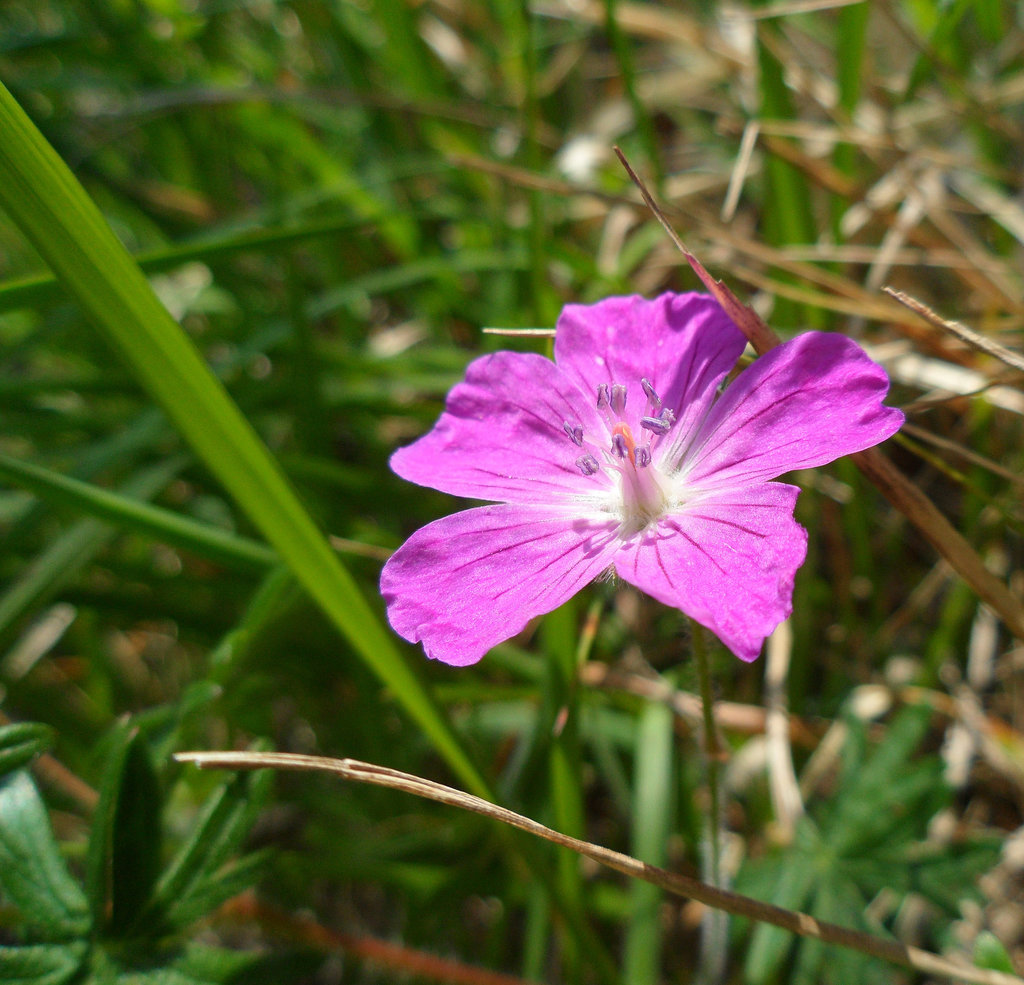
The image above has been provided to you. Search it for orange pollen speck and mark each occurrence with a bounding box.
[611,422,636,465]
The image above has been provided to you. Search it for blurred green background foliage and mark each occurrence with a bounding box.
[0,0,1022,982]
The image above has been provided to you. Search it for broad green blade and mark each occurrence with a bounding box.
[0,80,486,798]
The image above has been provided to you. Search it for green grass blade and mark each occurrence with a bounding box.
[623,699,674,985]
[0,453,276,573]
[0,724,54,780]
[833,1,869,179]
[0,217,367,314]
[0,80,487,798]
[0,459,182,644]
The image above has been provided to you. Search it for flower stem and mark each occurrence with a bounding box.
[691,619,727,983]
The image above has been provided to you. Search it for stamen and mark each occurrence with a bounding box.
[641,377,661,408]
[611,384,628,415]
[596,384,610,409]
[611,422,637,464]
[576,454,600,476]
[640,415,672,436]
[634,446,651,468]
[563,421,584,446]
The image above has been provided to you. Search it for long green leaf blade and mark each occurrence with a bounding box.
[0,453,276,573]
[0,80,485,798]
[0,724,53,780]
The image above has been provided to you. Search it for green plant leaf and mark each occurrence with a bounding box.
[743,846,817,985]
[165,942,320,984]
[85,728,162,938]
[145,768,271,933]
[92,942,321,985]
[739,704,994,978]
[973,930,1016,972]
[0,723,53,779]
[0,772,90,939]
[156,850,272,933]
[0,942,88,985]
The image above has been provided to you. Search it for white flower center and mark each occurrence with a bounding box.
[563,378,677,537]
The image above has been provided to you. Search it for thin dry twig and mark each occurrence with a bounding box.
[721,120,759,223]
[613,146,1024,643]
[884,287,1024,374]
[900,422,1024,490]
[175,750,1024,985]
[722,0,865,20]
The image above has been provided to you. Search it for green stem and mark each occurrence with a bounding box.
[691,620,720,879]
[691,619,726,982]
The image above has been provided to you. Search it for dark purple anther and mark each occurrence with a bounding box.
[596,383,611,409]
[641,377,662,408]
[634,446,651,468]
[563,421,584,446]
[575,454,600,476]
[640,415,672,435]
[611,384,627,415]
[611,432,629,459]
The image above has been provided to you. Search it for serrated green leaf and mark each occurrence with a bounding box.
[912,838,1001,914]
[0,723,53,779]
[0,773,89,939]
[844,704,932,796]
[0,942,88,985]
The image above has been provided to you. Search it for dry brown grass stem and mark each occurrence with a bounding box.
[900,423,1024,489]
[884,288,1024,374]
[176,750,1024,985]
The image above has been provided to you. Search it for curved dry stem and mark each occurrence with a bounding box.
[176,750,1022,985]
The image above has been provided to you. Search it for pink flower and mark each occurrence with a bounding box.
[381,293,903,666]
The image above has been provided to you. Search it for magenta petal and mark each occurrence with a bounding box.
[554,293,747,450]
[381,505,620,666]
[614,484,807,662]
[683,332,904,490]
[390,351,610,504]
